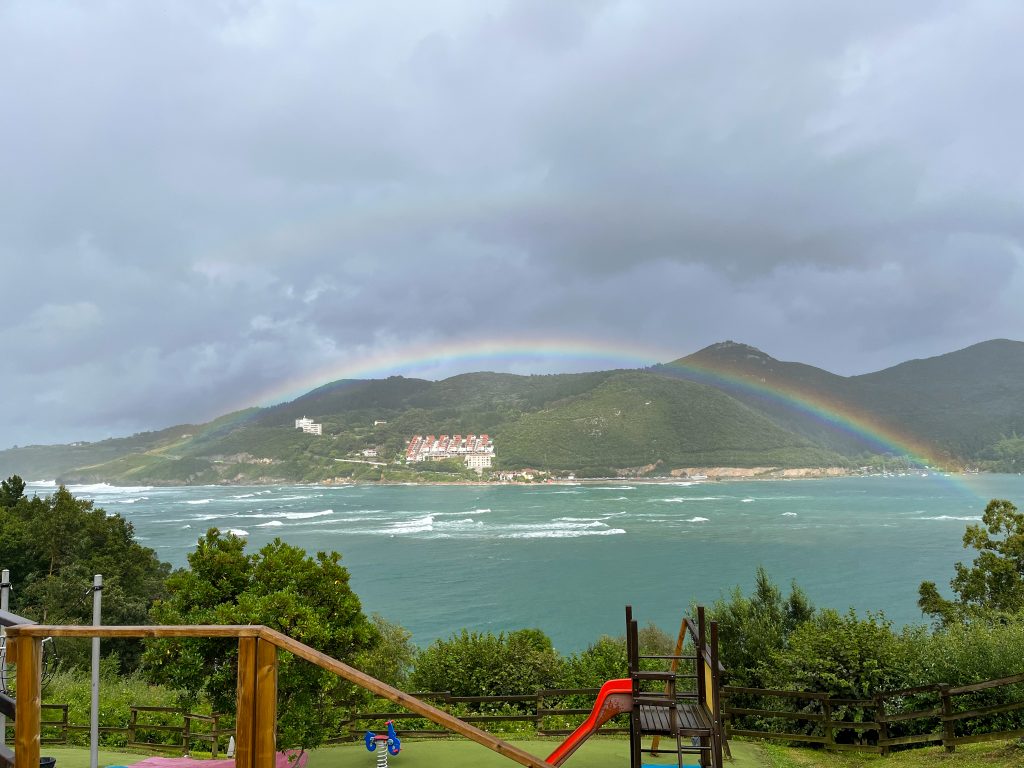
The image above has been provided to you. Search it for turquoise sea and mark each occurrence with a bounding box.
[28,474,1024,652]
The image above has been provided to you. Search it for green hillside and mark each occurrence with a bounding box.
[497,372,842,473]
[6,339,1024,485]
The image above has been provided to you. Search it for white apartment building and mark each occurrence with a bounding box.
[295,417,323,436]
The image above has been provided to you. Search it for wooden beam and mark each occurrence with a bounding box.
[262,628,551,768]
[12,637,41,768]
[5,625,262,639]
[235,637,256,768]
[254,639,277,768]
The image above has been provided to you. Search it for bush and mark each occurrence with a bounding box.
[410,628,563,700]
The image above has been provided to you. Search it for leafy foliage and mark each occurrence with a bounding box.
[143,530,377,750]
[705,566,814,690]
[410,628,564,699]
[918,498,1024,624]
[0,479,170,669]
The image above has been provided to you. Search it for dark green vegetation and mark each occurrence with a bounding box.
[0,476,170,669]
[918,498,1024,624]
[143,529,378,750]
[5,339,1024,484]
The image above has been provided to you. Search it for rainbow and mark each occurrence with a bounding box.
[250,335,970,485]
[252,336,674,407]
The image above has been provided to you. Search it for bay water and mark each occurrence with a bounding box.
[28,474,1024,653]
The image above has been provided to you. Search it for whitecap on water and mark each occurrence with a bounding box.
[227,528,249,536]
[782,512,798,517]
[685,517,710,523]
[257,520,284,527]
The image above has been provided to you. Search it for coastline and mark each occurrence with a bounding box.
[39,465,972,490]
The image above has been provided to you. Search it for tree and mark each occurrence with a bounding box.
[143,529,378,751]
[704,566,815,689]
[918,498,1024,624]
[0,481,170,670]
[0,474,25,507]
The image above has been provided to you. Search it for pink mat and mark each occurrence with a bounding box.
[128,751,307,768]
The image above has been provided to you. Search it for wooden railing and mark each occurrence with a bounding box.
[6,706,229,755]
[722,672,1024,754]
[341,688,629,739]
[4,624,552,768]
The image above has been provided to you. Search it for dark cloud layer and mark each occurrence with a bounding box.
[2,1,1023,447]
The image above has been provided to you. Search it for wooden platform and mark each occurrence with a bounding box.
[638,702,712,736]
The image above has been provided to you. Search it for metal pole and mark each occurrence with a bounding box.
[91,574,102,768]
[1,568,9,748]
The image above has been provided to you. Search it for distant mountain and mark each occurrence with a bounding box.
[3,339,1023,484]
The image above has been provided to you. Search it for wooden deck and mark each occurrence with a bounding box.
[638,702,712,735]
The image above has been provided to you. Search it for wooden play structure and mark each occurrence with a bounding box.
[0,605,724,768]
[547,606,724,768]
[626,605,723,768]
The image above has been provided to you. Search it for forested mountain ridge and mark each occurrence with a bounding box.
[3,339,1023,484]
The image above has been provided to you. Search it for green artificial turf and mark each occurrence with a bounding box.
[31,738,771,768]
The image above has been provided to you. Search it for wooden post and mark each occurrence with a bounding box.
[939,685,955,753]
[236,637,256,768]
[182,713,191,754]
[254,638,278,768]
[12,637,41,768]
[211,715,219,758]
[822,694,834,751]
[874,694,889,757]
[129,708,138,746]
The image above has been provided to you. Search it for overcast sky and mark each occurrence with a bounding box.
[3,1,1024,447]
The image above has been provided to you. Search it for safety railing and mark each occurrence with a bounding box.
[4,624,552,768]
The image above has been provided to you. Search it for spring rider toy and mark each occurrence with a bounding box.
[364,720,401,768]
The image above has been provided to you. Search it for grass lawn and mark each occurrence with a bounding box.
[34,746,152,768]
[31,739,768,768]
[34,737,1024,768]
[760,740,1024,767]
[309,737,767,768]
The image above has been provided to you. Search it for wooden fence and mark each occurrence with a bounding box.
[722,672,1024,754]
[11,689,617,750]
[340,688,627,740]
[6,706,231,756]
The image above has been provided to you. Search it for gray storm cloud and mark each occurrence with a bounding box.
[1,0,1023,446]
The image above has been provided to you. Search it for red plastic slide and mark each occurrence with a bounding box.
[546,678,633,766]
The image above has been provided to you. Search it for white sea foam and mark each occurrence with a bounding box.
[227,528,249,536]
[591,486,635,490]
[236,510,334,520]
[502,528,625,539]
[741,498,754,503]
[185,499,214,505]
[782,512,798,517]
[28,479,57,487]
[686,517,710,523]
[388,515,435,534]
[69,482,153,494]
[650,496,721,503]
[181,524,191,529]
[257,520,284,527]
[916,515,981,521]
[116,497,149,504]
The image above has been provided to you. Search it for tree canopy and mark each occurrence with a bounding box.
[0,477,170,669]
[918,498,1024,624]
[143,529,378,750]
